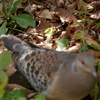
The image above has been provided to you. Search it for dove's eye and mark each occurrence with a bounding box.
[81,60,85,65]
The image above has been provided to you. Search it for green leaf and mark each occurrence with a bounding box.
[6,0,14,13]
[0,51,13,70]
[76,33,84,40]
[44,27,56,42]
[2,0,8,17]
[12,14,36,28]
[78,9,93,14]
[2,88,27,100]
[12,88,27,98]
[78,42,88,52]
[75,33,87,41]
[81,19,93,23]
[0,71,8,99]
[11,0,22,15]
[91,84,99,95]
[56,38,69,50]
[0,87,5,99]
[90,44,100,50]
[0,51,10,99]
[18,97,27,100]
[95,59,100,70]
[95,22,100,26]
[0,21,8,35]
[84,19,93,22]
[74,19,92,25]
[0,15,4,18]
[0,71,8,82]
[31,94,46,100]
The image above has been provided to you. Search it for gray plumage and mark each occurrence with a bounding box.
[1,34,97,100]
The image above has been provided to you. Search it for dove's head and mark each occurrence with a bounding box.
[74,52,97,77]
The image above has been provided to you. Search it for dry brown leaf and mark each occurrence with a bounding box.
[28,92,38,99]
[6,84,34,94]
[36,36,44,43]
[85,37,100,47]
[88,50,100,58]
[0,3,3,15]
[57,0,65,7]
[24,4,32,13]
[91,1,100,9]
[42,41,52,49]
[36,41,52,49]
[39,9,52,19]
[89,11,100,19]
[5,63,16,76]
[0,44,4,53]
[55,8,72,23]
[68,0,75,3]
[17,3,24,8]
[66,45,81,52]
[0,18,4,24]
[66,2,77,13]
[71,14,78,23]
[22,0,27,3]
[36,20,51,31]
[86,3,93,9]
[77,0,87,11]
[57,24,71,39]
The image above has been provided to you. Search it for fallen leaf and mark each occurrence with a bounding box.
[88,50,100,58]
[36,20,51,31]
[66,2,77,13]
[5,63,16,76]
[67,45,81,52]
[85,37,100,47]
[77,0,87,11]
[39,9,52,19]
[55,8,72,23]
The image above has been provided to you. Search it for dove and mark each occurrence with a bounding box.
[1,34,97,100]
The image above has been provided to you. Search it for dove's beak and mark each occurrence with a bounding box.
[90,68,97,77]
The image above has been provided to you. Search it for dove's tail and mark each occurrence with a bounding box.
[1,34,33,53]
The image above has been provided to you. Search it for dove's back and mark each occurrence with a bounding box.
[1,34,67,92]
